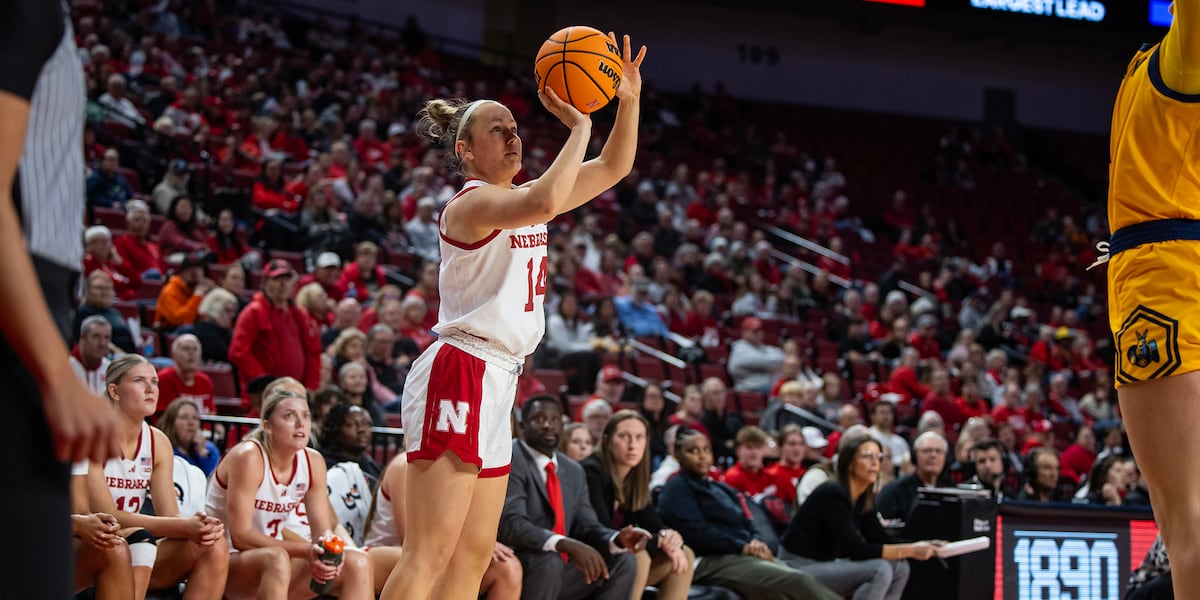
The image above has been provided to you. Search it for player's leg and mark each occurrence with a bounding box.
[432,474,510,599]
[149,535,229,599]
[119,528,156,600]
[378,454,481,600]
[324,547,373,599]
[223,547,292,600]
[479,548,523,600]
[366,546,404,596]
[75,537,136,599]
[1120,372,1200,600]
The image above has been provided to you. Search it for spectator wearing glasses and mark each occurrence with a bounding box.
[779,434,945,600]
[876,432,950,521]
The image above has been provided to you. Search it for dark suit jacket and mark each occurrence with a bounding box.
[499,441,616,554]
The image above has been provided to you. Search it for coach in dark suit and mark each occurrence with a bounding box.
[499,395,648,600]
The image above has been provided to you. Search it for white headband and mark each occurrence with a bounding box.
[454,99,498,146]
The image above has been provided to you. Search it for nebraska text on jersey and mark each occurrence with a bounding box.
[509,232,548,249]
[254,499,302,513]
[107,477,151,489]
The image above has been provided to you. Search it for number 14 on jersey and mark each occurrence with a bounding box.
[525,256,548,312]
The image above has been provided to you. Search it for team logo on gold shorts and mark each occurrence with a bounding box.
[1116,305,1180,384]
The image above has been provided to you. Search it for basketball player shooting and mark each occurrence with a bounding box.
[379,33,646,600]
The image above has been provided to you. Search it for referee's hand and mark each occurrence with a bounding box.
[44,376,121,463]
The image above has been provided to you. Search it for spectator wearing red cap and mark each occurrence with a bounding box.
[591,365,627,405]
[156,334,214,417]
[113,200,166,279]
[228,259,323,396]
[297,251,347,302]
[728,316,785,393]
[156,254,213,330]
[1021,419,1056,455]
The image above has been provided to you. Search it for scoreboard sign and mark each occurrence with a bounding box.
[995,514,1160,600]
[968,0,1107,22]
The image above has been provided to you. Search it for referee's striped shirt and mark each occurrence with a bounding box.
[14,2,86,271]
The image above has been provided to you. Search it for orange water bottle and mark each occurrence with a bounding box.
[310,535,345,594]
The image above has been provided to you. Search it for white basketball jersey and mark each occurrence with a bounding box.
[104,421,154,514]
[434,179,548,358]
[204,440,311,544]
[172,455,208,516]
[362,480,399,547]
[284,461,371,546]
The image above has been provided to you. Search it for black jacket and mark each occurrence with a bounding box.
[582,455,664,555]
[780,481,889,561]
[657,471,758,557]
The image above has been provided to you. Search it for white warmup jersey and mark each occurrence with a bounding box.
[435,178,549,358]
[362,480,399,547]
[284,461,371,546]
[204,440,311,549]
[104,421,154,514]
[172,455,208,516]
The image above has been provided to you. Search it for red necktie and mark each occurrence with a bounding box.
[546,462,568,562]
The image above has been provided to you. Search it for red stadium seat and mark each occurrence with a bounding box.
[92,206,124,229]
[200,363,238,400]
[532,369,568,395]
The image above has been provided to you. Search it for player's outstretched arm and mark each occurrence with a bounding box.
[0,92,120,464]
[1159,0,1200,94]
[562,34,648,212]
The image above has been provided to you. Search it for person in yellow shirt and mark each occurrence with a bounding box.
[156,254,212,329]
[1105,2,1200,597]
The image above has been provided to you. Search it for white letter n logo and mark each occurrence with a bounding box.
[435,400,470,434]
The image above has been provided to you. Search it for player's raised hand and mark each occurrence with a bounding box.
[607,33,647,101]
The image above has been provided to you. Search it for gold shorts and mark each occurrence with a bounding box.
[1108,240,1200,387]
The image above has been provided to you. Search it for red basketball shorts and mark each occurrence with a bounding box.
[401,339,520,477]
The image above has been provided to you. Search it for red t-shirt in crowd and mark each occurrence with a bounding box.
[955,396,990,421]
[156,366,214,416]
[722,463,776,497]
[763,462,807,505]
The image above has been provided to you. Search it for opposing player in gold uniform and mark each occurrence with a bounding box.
[1106,1,1200,596]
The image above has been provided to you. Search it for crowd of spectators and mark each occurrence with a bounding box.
[65,0,1145,597]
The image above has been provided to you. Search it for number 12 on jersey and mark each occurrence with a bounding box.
[525,256,548,312]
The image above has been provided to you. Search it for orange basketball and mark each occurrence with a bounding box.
[534,26,623,114]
